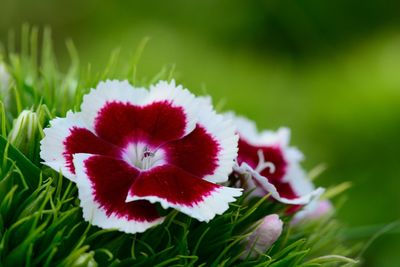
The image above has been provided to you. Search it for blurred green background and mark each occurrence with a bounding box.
[1,0,399,266]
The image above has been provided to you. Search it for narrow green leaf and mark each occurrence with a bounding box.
[0,135,41,188]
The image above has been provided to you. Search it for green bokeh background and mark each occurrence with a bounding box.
[1,1,399,266]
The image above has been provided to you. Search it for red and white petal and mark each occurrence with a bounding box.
[283,159,315,196]
[193,98,238,183]
[73,153,164,234]
[160,95,238,183]
[234,162,324,205]
[40,111,118,180]
[81,80,201,146]
[148,80,201,137]
[40,111,84,179]
[278,146,308,204]
[163,125,220,181]
[126,165,242,222]
[80,80,148,131]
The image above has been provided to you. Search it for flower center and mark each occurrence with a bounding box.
[122,142,166,170]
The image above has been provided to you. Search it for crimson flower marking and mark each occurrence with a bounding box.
[228,114,324,209]
[40,80,242,234]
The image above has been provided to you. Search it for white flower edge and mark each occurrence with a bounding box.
[126,186,242,223]
[40,111,89,181]
[225,112,292,147]
[196,96,239,183]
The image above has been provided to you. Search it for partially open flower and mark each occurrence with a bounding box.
[40,80,242,234]
[243,214,283,258]
[228,114,324,209]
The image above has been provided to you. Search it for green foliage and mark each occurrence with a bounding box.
[0,26,360,267]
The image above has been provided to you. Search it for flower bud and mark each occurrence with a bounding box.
[244,214,283,258]
[71,252,97,267]
[8,110,40,156]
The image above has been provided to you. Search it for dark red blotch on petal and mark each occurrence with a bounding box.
[274,181,298,200]
[129,164,220,207]
[84,155,161,222]
[164,125,220,178]
[64,127,120,174]
[94,101,187,147]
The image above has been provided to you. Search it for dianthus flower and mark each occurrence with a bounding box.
[228,114,323,209]
[41,80,242,233]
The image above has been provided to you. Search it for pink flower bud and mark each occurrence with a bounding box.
[244,214,283,258]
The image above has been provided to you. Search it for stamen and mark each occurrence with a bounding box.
[255,149,276,174]
[123,143,165,170]
[141,146,155,170]
[143,151,155,158]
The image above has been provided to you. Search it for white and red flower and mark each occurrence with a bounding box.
[228,114,324,210]
[40,80,242,234]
